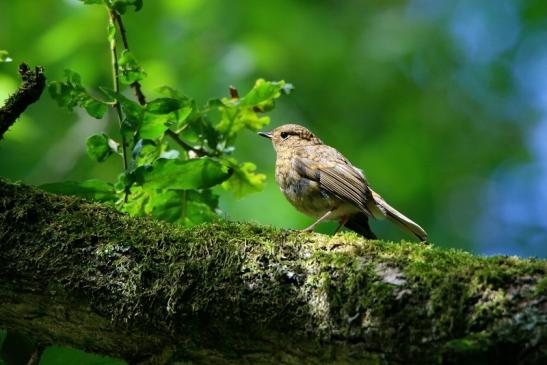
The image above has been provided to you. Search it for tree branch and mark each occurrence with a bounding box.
[0,64,45,140]
[1,179,545,364]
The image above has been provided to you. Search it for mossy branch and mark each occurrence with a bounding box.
[0,64,45,140]
[0,179,545,364]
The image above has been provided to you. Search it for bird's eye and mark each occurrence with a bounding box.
[280,132,289,139]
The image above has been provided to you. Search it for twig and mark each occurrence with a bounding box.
[111,12,211,158]
[108,9,129,201]
[112,11,146,105]
[229,85,239,99]
[0,63,45,140]
[165,129,207,157]
[26,345,44,365]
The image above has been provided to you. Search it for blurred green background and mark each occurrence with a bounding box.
[1,0,547,258]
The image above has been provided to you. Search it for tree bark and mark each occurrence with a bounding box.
[0,179,545,364]
[0,64,45,140]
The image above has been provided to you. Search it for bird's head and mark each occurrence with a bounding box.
[258,124,323,152]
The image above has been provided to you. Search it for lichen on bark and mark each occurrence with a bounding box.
[0,179,546,364]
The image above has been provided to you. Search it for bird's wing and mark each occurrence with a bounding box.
[292,146,376,215]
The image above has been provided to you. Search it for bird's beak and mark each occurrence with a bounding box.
[258,131,273,139]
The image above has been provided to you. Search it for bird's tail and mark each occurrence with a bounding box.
[369,189,428,242]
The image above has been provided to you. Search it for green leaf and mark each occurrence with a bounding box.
[133,0,143,11]
[139,114,169,140]
[142,157,232,190]
[145,190,185,223]
[115,164,151,191]
[215,106,269,137]
[49,70,108,119]
[214,79,292,138]
[207,98,225,108]
[185,199,218,224]
[238,79,293,108]
[174,105,193,130]
[40,179,117,202]
[82,98,108,119]
[119,187,148,216]
[65,69,82,85]
[152,88,193,130]
[238,109,270,130]
[110,0,142,13]
[146,98,182,114]
[48,83,72,108]
[121,188,218,225]
[118,50,146,84]
[160,190,218,225]
[100,86,143,117]
[179,117,219,151]
[111,0,127,13]
[0,50,12,63]
[130,139,168,169]
[48,70,82,110]
[112,90,144,126]
[188,189,219,209]
[157,85,184,98]
[100,87,145,134]
[98,86,118,102]
[86,133,116,162]
[221,161,266,198]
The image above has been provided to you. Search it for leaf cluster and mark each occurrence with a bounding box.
[45,0,292,225]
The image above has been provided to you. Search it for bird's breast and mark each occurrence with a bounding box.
[275,155,335,218]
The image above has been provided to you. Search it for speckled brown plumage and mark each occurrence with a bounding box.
[259,124,427,241]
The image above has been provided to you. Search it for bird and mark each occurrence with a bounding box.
[258,124,427,241]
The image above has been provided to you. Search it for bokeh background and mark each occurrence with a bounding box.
[1,0,547,258]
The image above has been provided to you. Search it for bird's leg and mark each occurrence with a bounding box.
[333,216,349,235]
[300,210,333,233]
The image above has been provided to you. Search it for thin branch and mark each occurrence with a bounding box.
[108,9,129,201]
[229,85,239,99]
[112,11,146,105]
[26,345,44,365]
[165,129,207,157]
[111,12,211,158]
[0,63,45,140]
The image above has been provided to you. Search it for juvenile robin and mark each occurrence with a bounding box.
[258,124,427,241]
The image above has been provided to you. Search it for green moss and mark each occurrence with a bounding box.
[444,332,490,352]
[535,276,547,296]
[1,179,546,364]
[441,332,492,365]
